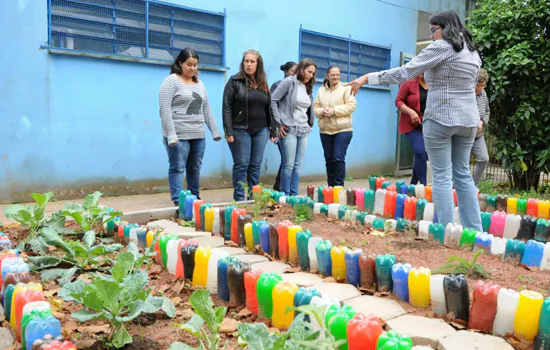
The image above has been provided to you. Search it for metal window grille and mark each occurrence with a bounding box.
[47,0,226,67]
[299,27,391,81]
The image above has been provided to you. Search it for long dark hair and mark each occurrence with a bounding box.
[296,58,317,95]
[322,65,340,88]
[170,48,199,82]
[429,10,476,52]
[280,61,297,77]
[236,49,269,93]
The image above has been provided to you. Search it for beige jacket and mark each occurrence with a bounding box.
[314,82,356,135]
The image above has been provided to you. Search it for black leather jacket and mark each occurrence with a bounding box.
[222,74,277,138]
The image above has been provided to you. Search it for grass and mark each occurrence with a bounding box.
[432,250,490,279]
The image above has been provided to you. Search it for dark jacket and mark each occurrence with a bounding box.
[222,74,276,138]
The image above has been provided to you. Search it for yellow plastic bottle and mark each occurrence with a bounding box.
[333,186,343,203]
[538,200,550,220]
[146,229,162,248]
[331,246,347,283]
[507,198,518,215]
[272,282,298,329]
[244,223,254,250]
[192,247,211,287]
[10,282,42,329]
[288,225,302,264]
[514,290,544,343]
[205,207,215,232]
[408,267,431,308]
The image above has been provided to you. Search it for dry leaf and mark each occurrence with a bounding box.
[236,308,252,319]
[75,339,98,349]
[78,324,110,334]
[43,288,62,298]
[448,321,467,330]
[220,318,238,333]
[288,266,301,273]
[371,230,385,237]
[358,287,375,295]
[180,308,194,320]
[225,241,239,248]
[171,297,182,306]
[150,265,162,276]
[52,311,65,319]
[158,284,170,292]
[172,280,185,294]
[64,320,79,332]
[77,273,92,283]
[268,327,280,334]
[323,277,337,283]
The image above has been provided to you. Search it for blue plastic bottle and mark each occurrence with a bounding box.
[395,194,406,219]
[392,263,412,302]
[184,195,197,221]
[400,185,408,195]
[224,206,236,241]
[137,227,147,248]
[253,220,266,248]
[217,257,231,301]
[521,240,545,267]
[345,248,362,287]
[316,240,333,277]
[259,222,270,253]
[25,310,61,350]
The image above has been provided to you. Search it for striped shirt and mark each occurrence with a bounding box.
[159,74,221,144]
[368,40,481,128]
[476,89,490,138]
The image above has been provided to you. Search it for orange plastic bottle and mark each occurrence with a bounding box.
[11,282,42,329]
[194,200,204,230]
[244,269,263,315]
[272,282,298,329]
[175,240,187,279]
[278,221,292,262]
[468,281,501,332]
[453,189,458,206]
[527,199,539,217]
[404,197,418,221]
[323,187,334,204]
[16,290,45,340]
[384,191,397,218]
[231,208,246,244]
[347,313,383,350]
[425,186,433,202]
[376,177,386,190]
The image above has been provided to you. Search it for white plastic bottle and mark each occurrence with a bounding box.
[493,288,520,336]
[212,207,220,235]
[166,239,180,275]
[454,207,461,225]
[328,203,340,219]
[540,243,550,271]
[430,274,447,316]
[418,221,431,240]
[314,203,322,215]
[374,189,386,216]
[444,223,462,248]
[365,215,376,227]
[308,237,323,272]
[206,248,229,294]
[423,203,435,221]
[504,214,521,239]
[416,185,425,200]
[491,237,508,256]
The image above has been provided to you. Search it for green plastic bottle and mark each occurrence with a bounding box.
[375,254,396,292]
[416,199,428,222]
[487,196,497,212]
[407,185,416,197]
[257,273,283,319]
[287,196,297,207]
[373,218,386,230]
[338,206,347,220]
[364,190,375,214]
[160,234,177,268]
[297,230,312,271]
[395,180,406,193]
[517,199,528,216]
[224,206,236,241]
[535,297,550,349]
[382,181,391,189]
[318,186,325,204]
[396,218,406,233]
[429,223,445,244]
[376,330,413,350]
[459,228,476,250]
[325,304,357,350]
[252,220,266,248]
[535,219,550,242]
[356,212,367,226]
[481,212,492,233]
[504,239,525,263]
[320,204,329,216]
[369,176,377,191]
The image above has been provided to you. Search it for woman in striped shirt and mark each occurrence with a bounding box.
[347,10,482,231]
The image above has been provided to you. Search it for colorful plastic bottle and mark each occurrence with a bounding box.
[334,186,343,204]
[331,246,348,283]
[391,263,411,302]
[504,214,521,239]
[227,260,251,307]
[521,240,545,267]
[212,207,221,235]
[224,206,235,241]
[25,310,61,350]
[269,223,279,259]
[307,185,315,199]
[468,281,500,332]
[494,288,520,336]
[184,196,197,221]
[278,221,291,262]
[374,189,386,216]
[508,197,518,215]
[416,184,425,199]
[444,223,462,248]
[192,246,210,287]
[423,185,432,202]
[535,297,550,349]
[527,198,540,217]
[481,212,492,233]
[230,208,242,244]
[486,195,497,212]
[355,188,365,211]
[160,234,177,269]
[347,313,383,350]
[257,273,283,319]
[443,274,470,322]
[375,254,395,292]
[403,197,417,221]
[317,186,325,204]
[272,282,298,329]
[428,223,444,244]
[423,202,434,221]
[359,253,377,290]
[307,236,322,272]
[193,200,204,230]
[504,239,525,263]
[288,225,302,264]
[294,287,321,317]
[244,222,254,250]
[407,184,416,197]
[514,290,544,343]
[376,177,386,190]
[295,230,311,271]
[166,238,180,275]
[517,199,527,216]
[258,222,270,253]
[365,189,375,214]
[415,199,427,222]
[238,214,252,247]
[316,240,333,277]
[16,290,45,340]
[21,302,51,350]
[539,200,550,220]
[369,176,377,190]
[206,248,229,294]
[408,267,431,308]
[376,330,413,350]
[345,248,362,287]
[181,243,198,280]
[496,194,508,212]
[372,218,385,231]
[325,304,356,350]
[204,206,214,232]
[323,187,334,204]
[347,188,356,207]
[383,191,397,218]
[395,194,406,219]
[535,219,550,242]
[244,269,262,315]
[489,211,506,238]
[430,274,447,316]
[459,228,476,250]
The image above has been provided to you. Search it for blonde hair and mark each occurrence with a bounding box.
[478,68,489,83]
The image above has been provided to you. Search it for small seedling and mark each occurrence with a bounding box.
[432,250,490,279]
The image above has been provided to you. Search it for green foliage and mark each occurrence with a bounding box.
[60,243,175,348]
[432,250,490,279]
[294,203,313,225]
[469,0,550,190]
[4,192,60,235]
[28,228,124,285]
[60,191,122,233]
[171,289,228,350]
[237,303,345,349]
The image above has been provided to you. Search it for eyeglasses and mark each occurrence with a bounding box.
[430,26,441,36]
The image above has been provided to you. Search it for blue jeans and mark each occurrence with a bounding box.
[423,119,482,231]
[406,127,428,185]
[163,137,205,203]
[320,131,353,187]
[228,127,269,201]
[280,133,309,196]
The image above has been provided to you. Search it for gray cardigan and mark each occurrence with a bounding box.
[270,75,314,129]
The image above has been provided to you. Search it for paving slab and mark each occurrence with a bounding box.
[162,226,197,234]
[194,235,225,248]
[251,261,291,274]
[312,282,361,302]
[234,254,269,265]
[438,331,514,350]
[0,327,14,350]
[281,272,323,287]
[146,219,179,230]
[168,229,212,240]
[386,315,456,348]
[413,346,434,350]
[213,247,246,256]
[343,295,406,321]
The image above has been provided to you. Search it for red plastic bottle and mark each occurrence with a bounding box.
[347,313,383,350]
[117,223,125,243]
[43,340,78,350]
[153,231,165,265]
[376,177,386,190]
[194,200,205,230]
[359,253,377,289]
[453,189,458,206]
[278,221,292,262]
[175,240,188,279]
[231,208,246,244]
[386,185,397,193]
[323,187,334,204]
[244,269,263,315]
[468,281,501,332]
[527,198,539,217]
[404,197,418,221]
[384,191,397,218]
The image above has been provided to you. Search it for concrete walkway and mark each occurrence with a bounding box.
[0,177,408,224]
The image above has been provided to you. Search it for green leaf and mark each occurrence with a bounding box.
[45,212,72,234]
[3,204,27,218]
[169,342,200,350]
[111,325,133,349]
[59,266,79,286]
[59,280,88,301]
[141,294,164,313]
[115,300,144,323]
[119,271,149,306]
[84,191,103,209]
[27,237,50,254]
[189,289,219,334]
[40,227,74,256]
[85,278,122,312]
[29,256,64,270]
[237,322,277,349]
[87,244,124,257]
[175,314,205,337]
[161,297,177,318]
[521,161,528,171]
[72,309,104,322]
[41,268,71,282]
[83,230,96,249]
[112,252,135,282]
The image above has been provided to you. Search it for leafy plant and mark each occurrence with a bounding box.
[170,289,228,350]
[60,191,122,233]
[59,243,176,348]
[432,250,490,279]
[28,228,124,285]
[294,203,313,225]
[237,303,345,349]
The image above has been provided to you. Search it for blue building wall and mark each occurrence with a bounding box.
[0,0,464,202]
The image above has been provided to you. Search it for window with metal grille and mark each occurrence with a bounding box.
[299,28,391,82]
[47,0,226,68]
